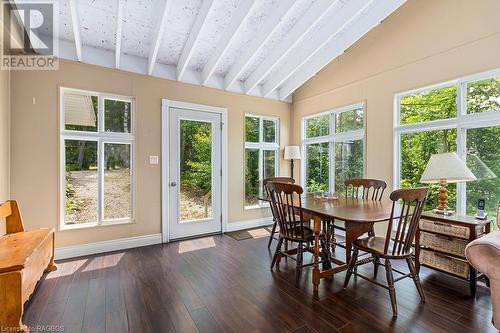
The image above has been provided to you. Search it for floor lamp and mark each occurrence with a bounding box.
[284,146,301,180]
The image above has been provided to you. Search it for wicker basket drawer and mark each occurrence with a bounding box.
[419,249,469,279]
[419,219,484,239]
[420,231,467,257]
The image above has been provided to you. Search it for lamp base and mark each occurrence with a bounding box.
[432,207,454,216]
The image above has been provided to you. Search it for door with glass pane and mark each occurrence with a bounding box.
[168,108,222,239]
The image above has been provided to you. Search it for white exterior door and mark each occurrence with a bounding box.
[166,107,222,240]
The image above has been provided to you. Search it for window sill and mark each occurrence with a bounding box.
[244,204,270,211]
[59,218,135,231]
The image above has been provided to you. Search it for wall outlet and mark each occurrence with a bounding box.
[149,155,159,165]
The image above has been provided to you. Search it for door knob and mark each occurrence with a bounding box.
[170,181,177,187]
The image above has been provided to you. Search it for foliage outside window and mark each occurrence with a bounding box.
[302,104,365,194]
[61,88,134,227]
[179,119,213,221]
[396,71,500,219]
[245,115,279,208]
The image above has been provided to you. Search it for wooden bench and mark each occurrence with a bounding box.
[0,200,57,333]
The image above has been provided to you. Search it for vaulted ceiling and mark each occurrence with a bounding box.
[21,0,406,102]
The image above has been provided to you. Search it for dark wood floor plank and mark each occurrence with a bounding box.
[151,244,205,312]
[253,285,341,333]
[81,256,107,333]
[22,234,496,333]
[196,285,290,333]
[59,261,90,333]
[136,245,200,333]
[293,325,317,333]
[23,256,75,329]
[189,307,225,333]
[33,259,85,332]
[119,250,156,333]
[103,252,129,333]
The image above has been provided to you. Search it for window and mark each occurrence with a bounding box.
[395,70,500,219]
[60,88,134,228]
[302,103,365,194]
[244,115,279,208]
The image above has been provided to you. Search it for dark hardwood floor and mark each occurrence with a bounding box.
[24,233,495,333]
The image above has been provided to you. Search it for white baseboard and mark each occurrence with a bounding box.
[55,218,274,260]
[225,217,274,232]
[55,233,162,260]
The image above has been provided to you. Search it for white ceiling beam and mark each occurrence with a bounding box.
[148,0,172,75]
[201,0,258,86]
[177,0,215,81]
[224,0,297,90]
[262,0,372,97]
[56,39,288,103]
[243,0,340,94]
[68,0,82,61]
[278,0,406,100]
[115,0,124,69]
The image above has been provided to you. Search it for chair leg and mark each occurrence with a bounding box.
[373,255,380,279]
[324,220,332,259]
[284,240,288,262]
[320,236,332,270]
[295,243,304,287]
[384,259,398,316]
[343,248,359,288]
[270,237,283,270]
[331,230,337,254]
[406,257,425,302]
[267,220,277,248]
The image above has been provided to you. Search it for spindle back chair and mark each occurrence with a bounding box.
[267,181,330,286]
[263,177,295,248]
[344,187,428,316]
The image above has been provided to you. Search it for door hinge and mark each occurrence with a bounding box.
[220,168,222,177]
[220,122,224,130]
[220,215,222,223]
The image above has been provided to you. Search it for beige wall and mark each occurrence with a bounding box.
[0,11,12,235]
[9,0,500,246]
[0,67,9,236]
[10,60,291,247]
[292,0,500,194]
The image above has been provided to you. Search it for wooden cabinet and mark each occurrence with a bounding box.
[415,211,492,297]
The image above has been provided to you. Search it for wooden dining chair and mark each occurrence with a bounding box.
[343,187,428,316]
[267,181,331,286]
[331,179,387,252]
[263,177,295,248]
[345,178,387,201]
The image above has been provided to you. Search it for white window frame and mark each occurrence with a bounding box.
[301,102,366,193]
[244,114,280,209]
[59,87,135,230]
[394,68,500,214]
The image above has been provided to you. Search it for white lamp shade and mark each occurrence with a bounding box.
[420,152,477,183]
[284,146,301,160]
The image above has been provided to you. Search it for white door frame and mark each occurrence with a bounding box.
[161,99,228,243]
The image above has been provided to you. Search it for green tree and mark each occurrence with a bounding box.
[179,120,212,197]
[399,78,500,216]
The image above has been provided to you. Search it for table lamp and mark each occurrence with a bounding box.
[284,146,301,179]
[420,152,476,215]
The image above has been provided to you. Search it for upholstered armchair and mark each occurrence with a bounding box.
[465,203,500,329]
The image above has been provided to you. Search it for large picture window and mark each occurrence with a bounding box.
[302,103,365,194]
[395,70,500,218]
[60,88,134,228]
[244,115,279,208]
